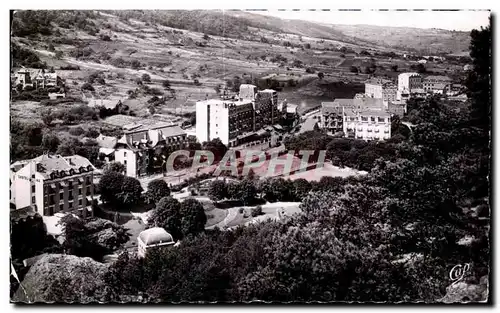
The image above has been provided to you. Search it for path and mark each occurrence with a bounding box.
[206,207,238,230]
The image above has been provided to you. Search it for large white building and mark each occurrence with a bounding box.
[195,85,279,147]
[397,72,423,100]
[10,154,97,217]
[343,109,391,141]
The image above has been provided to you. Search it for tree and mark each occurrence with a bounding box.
[238,180,257,205]
[142,73,151,83]
[466,18,491,134]
[293,178,312,200]
[208,180,227,202]
[203,33,210,40]
[251,205,262,217]
[119,176,143,206]
[162,80,171,89]
[202,138,228,162]
[149,196,182,240]
[317,72,324,80]
[98,171,125,205]
[56,137,80,156]
[104,161,125,174]
[179,198,207,237]
[416,63,426,73]
[41,109,54,126]
[81,82,94,91]
[391,65,399,72]
[145,179,170,205]
[350,66,359,74]
[41,132,60,153]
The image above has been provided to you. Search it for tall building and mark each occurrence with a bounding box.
[195,85,279,147]
[10,154,97,216]
[397,72,423,100]
[365,78,397,105]
[255,89,279,130]
[114,122,187,177]
[196,98,255,146]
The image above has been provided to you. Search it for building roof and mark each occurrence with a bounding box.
[359,110,391,117]
[96,134,118,149]
[21,154,96,179]
[138,227,174,245]
[322,98,385,114]
[398,72,421,79]
[299,118,318,133]
[365,77,394,86]
[424,75,452,82]
[11,206,39,223]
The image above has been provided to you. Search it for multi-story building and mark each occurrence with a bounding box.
[422,75,453,94]
[387,100,408,117]
[196,85,279,147]
[10,154,97,217]
[115,122,188,177]
[365,78,397,105]
[255,89,279,130]
[196,98,254,147]
[320,98,386,133]
[343,109,391,141]
[397,73,423,100]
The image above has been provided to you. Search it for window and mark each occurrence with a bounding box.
[78,199,83,206]
[361,116,368,122]
[31,185,35,193]
[32,196,35,203]
[124,151,127,157]
[370,117,376,122]
[79,188,82,195]
[86,176,91,184]
[378,117,385,123]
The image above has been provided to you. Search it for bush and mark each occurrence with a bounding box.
[251,206,262,217]
[68,126,85,136]
[141,73,151,83]
[100,34,111,41]
[350,66,359,74]
[81,83,94,91]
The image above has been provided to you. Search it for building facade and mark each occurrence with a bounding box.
[114,123,188,177]
[196,85,279,147]
[10,154,96,217]
[365,78,397,104]
[422,75,453,94]
[397,72,423,100]
[343,109,391,141]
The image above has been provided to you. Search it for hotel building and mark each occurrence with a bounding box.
[10,154,97,217]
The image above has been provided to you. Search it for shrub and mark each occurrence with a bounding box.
[100,34,111,41]
[81,83,94,91]
[251,206,263,217]
[68,126,85,136]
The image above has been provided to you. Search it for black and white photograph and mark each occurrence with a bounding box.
[8,6,492,304]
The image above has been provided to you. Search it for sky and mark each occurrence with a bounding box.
[254,10,490,31]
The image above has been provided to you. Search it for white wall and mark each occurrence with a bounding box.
[196,101,209,144]
[115,149,137,177]
[14,163,34,209]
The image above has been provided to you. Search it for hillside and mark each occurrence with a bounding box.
[10,9,468,125]
[327,24,471,54]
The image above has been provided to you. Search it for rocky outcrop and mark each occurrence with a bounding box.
[12,254,112,303]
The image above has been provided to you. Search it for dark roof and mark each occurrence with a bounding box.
[11,206,40,223]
